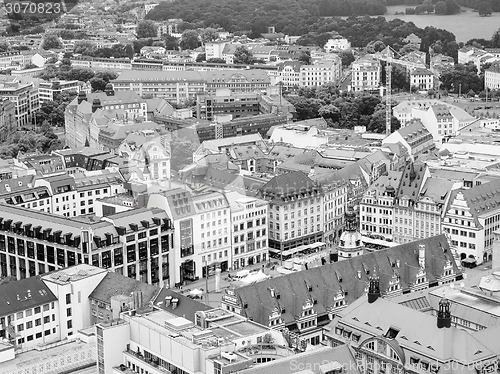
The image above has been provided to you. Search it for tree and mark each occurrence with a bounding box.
[200,28,219,44]
[136,20,158,39]
[73,40,97,56]
[41,34,63,50]
[196,53,206,62]
[434,1,447,14]
[492,28,500,48]
[0,41,9,53]
[477,1,492,16]
[179,30,200,50]
[298,52,311,65]
[233,46,253,65]
[339,50,355,67]
[319,104,340,123]
[368,110,400,133]
[207,58,226,63]
[90,77,107,92]
[163,34,178,50]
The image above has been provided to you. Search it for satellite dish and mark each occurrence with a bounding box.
[449,283,455,289]
[460,282,465,288]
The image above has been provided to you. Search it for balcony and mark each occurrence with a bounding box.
[124,349,171,374]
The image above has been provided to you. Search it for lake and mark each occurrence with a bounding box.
[383,5,500,42]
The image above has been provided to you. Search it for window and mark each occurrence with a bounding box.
[35,307,41,314]
[67,308,72,317]
[17,324,24,332]
[67,320,72,329]
[44,316,50,323]
[66,293,71,304]
[35,318,41,326]
[26,321,33,329]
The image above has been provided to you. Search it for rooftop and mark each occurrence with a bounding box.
[42,264,107,285]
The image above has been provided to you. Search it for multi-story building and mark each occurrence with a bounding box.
[156,19,182,37]
[324,37,351,52]
[323,288,497,374]
[485,62,500,90]
[148,189,231,285]
[350,56,381,92]
[98,120,162,154]
[0,276,59,349]
[443,178,500,265]
[222,235,461,346]
[382,119,434,158]
[430,54,455,77]
[0,97,16,140]
[195,113,288,142]
[410,67,436,91]
[226,191,269,270]
[299,57,341,87]
[64,88,148,149]
[359,171,401,241]
[277,61,301,88]
[260,171,325,260]
[0,77,39,127]
[112,70,271,103]
[196,89,260,121]
[97,307,290,374]
[38,79,86,103]
[0,205,174,287]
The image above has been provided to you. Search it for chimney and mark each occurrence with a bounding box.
[91,98,102,113]
[172,298,179,310]
[396,259,400,268]
[77,91,87,104]
[367,275,381,303]
[165,296,172,307]
[357,270,362,279]
[308,166,316,178]
[437,298,451,328]
[419,243,425,269]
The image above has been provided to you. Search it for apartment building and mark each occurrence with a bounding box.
[98,120,161,154]
[485,62,500,90]
[64,88,148,149]
[260,171,325,259]
[0,276,59,349]
[382,119,434,157]
[410,68,435,91]
[148,189,231,285]
[38,79,87,103]
[0,205,174,287]
[226,191,269,270]
[277,61,301,88]
[111,70,271,104]
[196,89,260,121]
[324,37,351,52]
[350,56,381,92]
[0,77,39,127]
[195,113,288,142]
[443,178,500,265]
[0,172,125,217]
[300,57,341,87]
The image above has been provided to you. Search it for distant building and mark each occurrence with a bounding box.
[324,37,351,53]
[410,68,436,92]
[485,62,500,90]
[0,77,39,127]
[350,56,381,92]
[38,79,88,103]
[382,119,435,157]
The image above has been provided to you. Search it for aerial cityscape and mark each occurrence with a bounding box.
[0,0,500,373]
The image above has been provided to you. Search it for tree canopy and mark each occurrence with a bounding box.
[136,20,158,39]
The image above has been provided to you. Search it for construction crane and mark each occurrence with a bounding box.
[378,46,426,135]
[385,47,393,136]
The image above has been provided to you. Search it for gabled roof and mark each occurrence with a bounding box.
[260,171,316,199]
[455,178,500,221]
[89,272,158,305]
[0,276,57,316]
[329,296,496,363]
[232,235,459,328]
[396,162,427,203]
[154,289,211,322]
